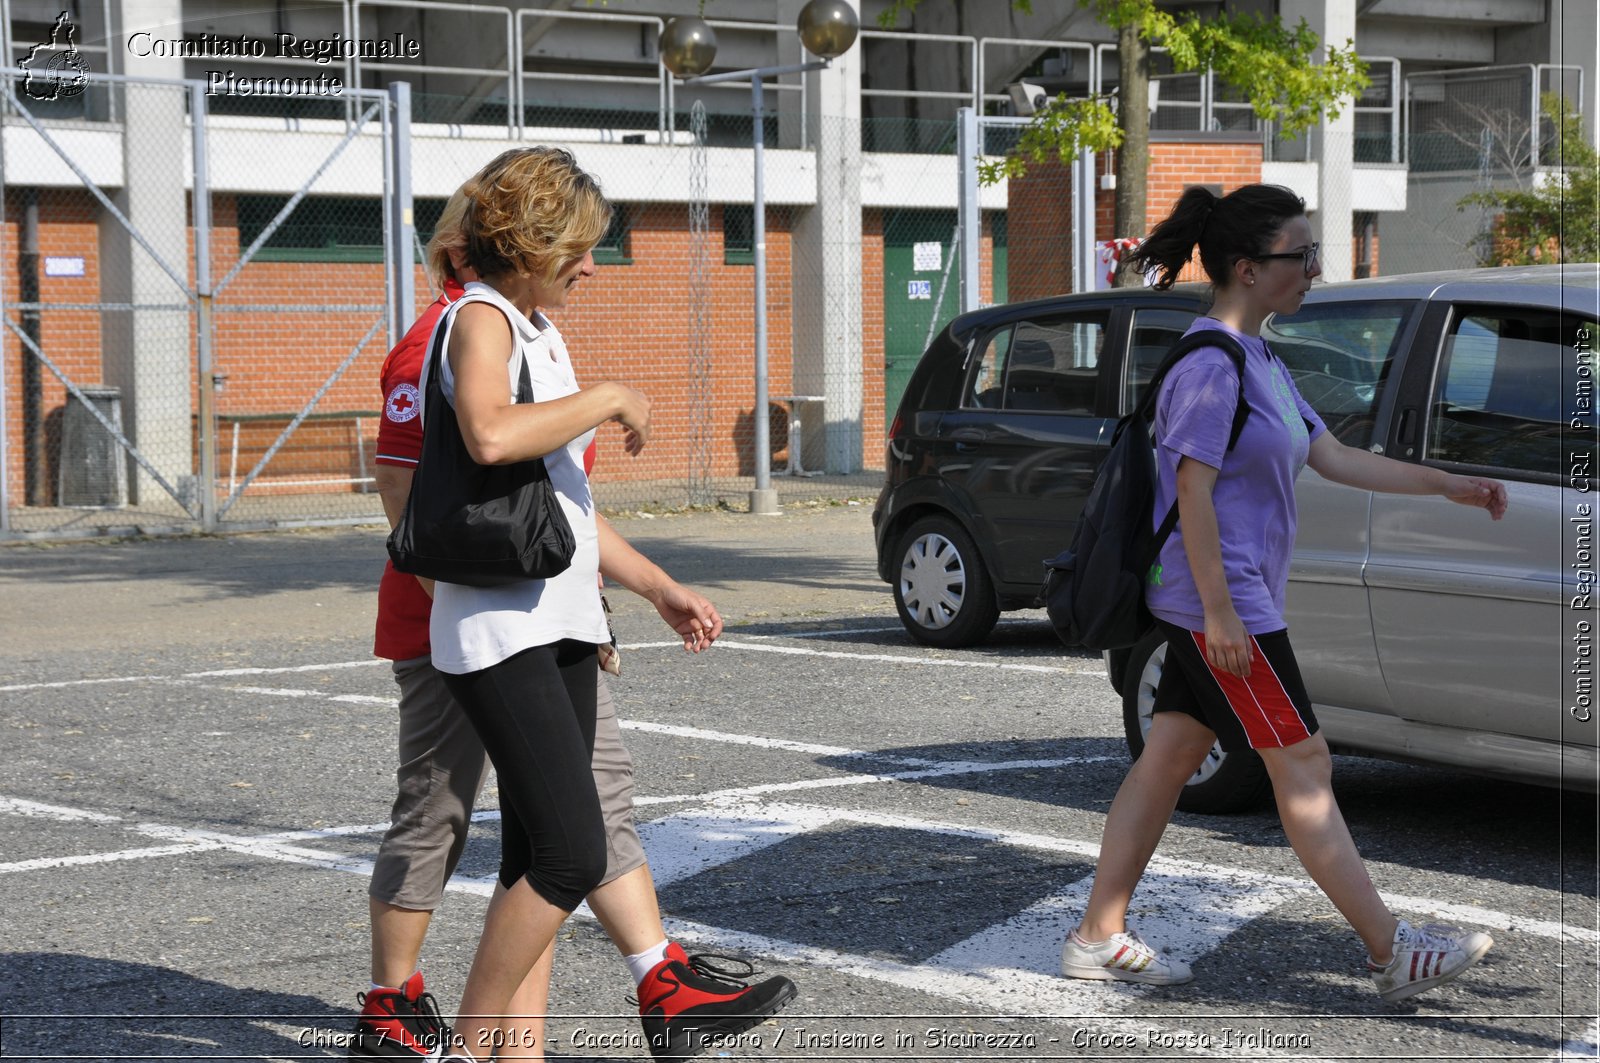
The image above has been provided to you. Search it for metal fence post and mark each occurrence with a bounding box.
[191,81,217,531]
[1076,149,1097,294]
[387,82,415,352]
[956,107,980,315]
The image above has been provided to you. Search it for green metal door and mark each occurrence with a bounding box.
[883,209,959,419]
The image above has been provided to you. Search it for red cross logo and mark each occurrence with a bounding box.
[385,383,421,423]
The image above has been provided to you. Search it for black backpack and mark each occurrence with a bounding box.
[1042,329,1251,651]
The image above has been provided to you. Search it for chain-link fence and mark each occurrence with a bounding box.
[4,76,977,538]
[1,70,400,539]
[6,54,1590,539]
[4,75,206,537]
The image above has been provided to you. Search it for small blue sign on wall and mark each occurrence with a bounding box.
[907,279,932,300]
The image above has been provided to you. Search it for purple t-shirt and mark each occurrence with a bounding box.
[1145,318,1327,635]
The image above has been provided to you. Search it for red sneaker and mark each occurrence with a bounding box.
[636,945,797,1059]
[350,971,450,1059]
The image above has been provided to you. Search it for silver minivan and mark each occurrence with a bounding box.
[1108,265,1600,811]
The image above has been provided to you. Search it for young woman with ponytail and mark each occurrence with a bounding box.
[1059,184,1509,1003]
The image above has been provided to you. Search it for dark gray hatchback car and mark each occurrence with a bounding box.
[872,265,1600,810]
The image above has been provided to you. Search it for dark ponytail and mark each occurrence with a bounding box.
[1124,183,1307,290]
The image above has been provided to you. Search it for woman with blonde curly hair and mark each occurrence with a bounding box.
[416,148,739,1061]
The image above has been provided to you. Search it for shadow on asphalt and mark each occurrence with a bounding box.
[0,527,883,602]
[802,731,1597,900]
[0,952,354,1057]
[730,613,1086,656]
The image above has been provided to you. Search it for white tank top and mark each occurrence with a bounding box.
[423,282,608,675]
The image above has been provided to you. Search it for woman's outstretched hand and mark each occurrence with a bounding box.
[648,581,723,653]
[1443,474,1508,520]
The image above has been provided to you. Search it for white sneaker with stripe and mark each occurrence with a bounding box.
[1060,927,1194,985]
[1369,919,1493,1003]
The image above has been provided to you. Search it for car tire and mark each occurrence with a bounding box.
[892,515,1001,648]
[1120,628,1271,814]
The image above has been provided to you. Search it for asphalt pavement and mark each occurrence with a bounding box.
[1,503,1596,1061]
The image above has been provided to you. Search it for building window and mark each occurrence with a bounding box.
[592,205,632,265]
[235,196,447,263]
[723,204,754,265]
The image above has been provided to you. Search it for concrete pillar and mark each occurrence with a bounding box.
[1552,0,1598,144]
[1282,0,1356,283]
[101,0,193,508]
[786,0,863,474]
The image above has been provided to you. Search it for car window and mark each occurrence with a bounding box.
[1264,300,1410,447]
[1427,307,1592,478]
[987,313,1108,414]
[963,326,1012,409]
[1125,309,1201,411]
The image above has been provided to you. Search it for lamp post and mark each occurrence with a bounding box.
[661,1,858,515]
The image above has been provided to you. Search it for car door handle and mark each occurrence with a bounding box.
[950,427,988,451]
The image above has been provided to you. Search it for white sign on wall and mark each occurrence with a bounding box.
[907,280,932,300]
[45,256,86,278]
[912,241,942,272]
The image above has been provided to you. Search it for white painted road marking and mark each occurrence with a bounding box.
[0,796,121,822]
[3,648,1592,1059]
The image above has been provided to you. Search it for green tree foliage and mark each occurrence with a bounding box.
[879,0,1367,184]
[1459,94,1599,266]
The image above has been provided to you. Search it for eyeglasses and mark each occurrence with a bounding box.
[1253,242,1321,275]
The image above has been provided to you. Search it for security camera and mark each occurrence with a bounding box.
[1006,81,1050,116]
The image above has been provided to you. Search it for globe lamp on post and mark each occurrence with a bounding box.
[659,16,717,80]
[797,0,859,61]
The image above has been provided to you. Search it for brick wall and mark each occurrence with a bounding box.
[862,209,886,463]
[1004,157,1075,303]
[3,192,889,509]
[2,189,106,507]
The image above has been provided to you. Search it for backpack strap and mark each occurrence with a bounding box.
[1138,328,1250,451]
[1141,328,1254,568]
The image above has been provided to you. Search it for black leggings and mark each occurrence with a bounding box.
[441,639,606,911]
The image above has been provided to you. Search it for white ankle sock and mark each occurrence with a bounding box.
[625,939,671,985]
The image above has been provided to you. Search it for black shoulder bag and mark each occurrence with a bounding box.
[386,299,576,587]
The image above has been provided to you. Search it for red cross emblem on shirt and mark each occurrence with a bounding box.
[385,383,422,423]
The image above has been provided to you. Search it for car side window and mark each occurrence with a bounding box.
[963,326,1012,409]
[1125,309,1200,411]
[1426,307,1589,478]
[963,314,1109,413]
[1264,300,1410,447]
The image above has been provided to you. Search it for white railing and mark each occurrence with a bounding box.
[859,28,979,111]
[1403,63,1585,170]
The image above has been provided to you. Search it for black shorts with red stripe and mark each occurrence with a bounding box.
[1152,620,1320,752]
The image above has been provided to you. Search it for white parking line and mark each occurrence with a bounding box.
[0,842,216,873]
[0,796,122,822]
[0,660,385,693]
[631,756,1119,807]
[0,786,1589,1063]
[0,632,1098,695]
[1553,1016,1600,1059]
[3,643,1591,1056]
[635,638,1106,676]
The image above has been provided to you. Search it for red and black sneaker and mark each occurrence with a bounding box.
[635,945,797,1060]
[350,971,451,1060]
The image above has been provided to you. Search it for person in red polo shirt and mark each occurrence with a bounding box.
[353,183,794,1061]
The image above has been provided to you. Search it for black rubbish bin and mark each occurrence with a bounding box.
[58,386,128,508]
